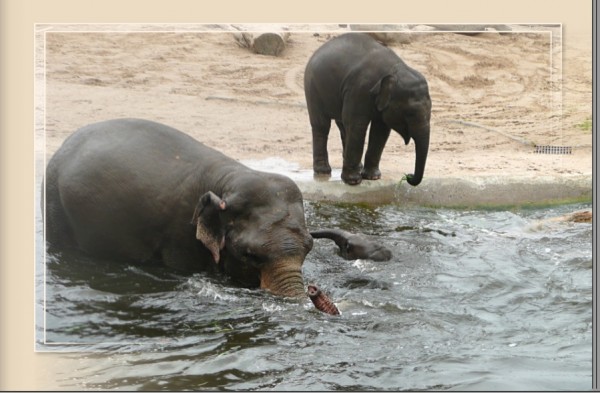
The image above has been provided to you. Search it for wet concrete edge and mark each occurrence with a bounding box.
[295,174,592,208]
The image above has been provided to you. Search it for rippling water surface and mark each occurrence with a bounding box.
[36,202,592,390]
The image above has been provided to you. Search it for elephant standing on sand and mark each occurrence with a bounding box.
[304,33,432,186]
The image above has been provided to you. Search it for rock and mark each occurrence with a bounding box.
[349,24,417,45]
[233,31,290,56]
[426,24,513,35]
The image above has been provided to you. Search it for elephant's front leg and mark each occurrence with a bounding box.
[341,121,369,185]
[362,121,391,180]
[335,119,347,152]
[311,116,333,176]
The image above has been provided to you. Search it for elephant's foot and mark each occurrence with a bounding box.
[341,165,363,185]
[361,167,381,180]
[307,284,340,315]
[342,170,362,186]
[313,160,332,177]
[313,172,332,182]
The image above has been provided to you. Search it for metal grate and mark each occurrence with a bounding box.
[534,145,572,155]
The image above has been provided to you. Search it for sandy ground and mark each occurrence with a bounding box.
[37,24,592,184]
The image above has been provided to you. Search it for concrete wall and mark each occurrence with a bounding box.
[297,175,592,207]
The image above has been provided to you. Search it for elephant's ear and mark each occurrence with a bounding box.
[191,191,227,263]
[370,74,395,111]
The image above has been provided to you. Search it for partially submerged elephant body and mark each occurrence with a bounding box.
[304,33,432,186]
[311,229,392,262]
[44,118,314,298]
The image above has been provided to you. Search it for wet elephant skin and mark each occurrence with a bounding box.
[311,228,392,261]
[43,118,313,298]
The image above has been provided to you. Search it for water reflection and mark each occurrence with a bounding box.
[37,202,592,390]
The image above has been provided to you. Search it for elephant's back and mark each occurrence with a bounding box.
[306,33,395,73]
[49,118,228,183]
[55,118,208,163]
[45,118,217,260]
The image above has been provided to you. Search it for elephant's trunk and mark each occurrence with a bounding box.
[260,258,306,298]
[407,125,430,186]
[310,229,348,250]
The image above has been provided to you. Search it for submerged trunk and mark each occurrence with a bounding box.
[310,229,348,250]
[259,258,305,298]
[407,126,430,186]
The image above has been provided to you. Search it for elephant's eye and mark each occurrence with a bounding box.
[242,249,262,263]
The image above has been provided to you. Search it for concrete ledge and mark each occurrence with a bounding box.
[296,175,592,207]
[241,159,591,208]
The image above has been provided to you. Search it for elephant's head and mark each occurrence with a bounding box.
[370,66,431,186]
[191,173,313,298]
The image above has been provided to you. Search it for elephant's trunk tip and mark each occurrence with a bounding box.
[406,173,422,186]
[307,284,340,315]
[401,173,423,187]
[408,125,429,187]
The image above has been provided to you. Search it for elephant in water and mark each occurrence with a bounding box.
[311,229,393,261]
[43,118,315,299]
[304,33,431,186]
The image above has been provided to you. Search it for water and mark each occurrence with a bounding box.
[36,202,592,390]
